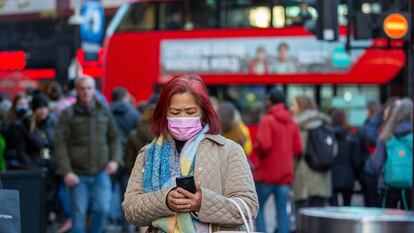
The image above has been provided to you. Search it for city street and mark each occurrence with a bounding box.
[0,0,413,233]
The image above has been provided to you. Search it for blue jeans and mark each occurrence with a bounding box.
[255,182,290,233]
[108,180,122,222]
[69,172,112,233]
[58,179,72,219]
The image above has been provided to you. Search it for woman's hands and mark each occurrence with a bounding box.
[167,182,202,213]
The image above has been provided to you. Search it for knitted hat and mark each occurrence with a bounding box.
[31,93,49,110]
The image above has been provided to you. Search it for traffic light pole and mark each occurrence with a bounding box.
[346,0,402,51]
[409,0,414,211]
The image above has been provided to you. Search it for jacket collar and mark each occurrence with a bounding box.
[74,97,100,115]
[205,134,226,146]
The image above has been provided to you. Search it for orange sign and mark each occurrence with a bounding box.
[383,13,409,39]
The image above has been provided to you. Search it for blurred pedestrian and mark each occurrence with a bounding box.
[111,87,141,145]
[252,88,302,233]
[218,101,253,156]
[363,97,399,207]
[25,93,60,220]
[372,98,412,210]
[4,93,31,169]
[122,74,258,232]
[291,95,332,225]
[330,110,360,206]
[360,100,382,147]
[0,93,11,129]
[355,100,381,207]
[109,87,141,229]
[55,76,122,233]
[124,103,154,175]
[44,81,75,118]
[26,93,56,170]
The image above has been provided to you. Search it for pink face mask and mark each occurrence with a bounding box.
[167,116,202,141]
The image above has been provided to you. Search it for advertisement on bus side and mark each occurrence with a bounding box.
[160,37,367,75]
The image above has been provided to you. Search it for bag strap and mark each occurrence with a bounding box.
[208,198,254,233]
[235,197,254,232]
[228,198,251,233]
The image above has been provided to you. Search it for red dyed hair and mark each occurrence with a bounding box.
[152,74,221,137]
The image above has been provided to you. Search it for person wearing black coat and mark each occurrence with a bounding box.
[4,93,31,169]
[110,87,141,145]
[330,110,361,206]
[25,93,60,221]
[25,100,57,172]
[109,87,141,229]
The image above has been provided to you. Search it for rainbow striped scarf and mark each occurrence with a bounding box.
[143,126,209,233]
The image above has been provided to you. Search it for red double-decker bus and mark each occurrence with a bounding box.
[102,0,405,126]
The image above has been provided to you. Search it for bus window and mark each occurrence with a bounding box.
[286,85,316,106]
[221,0,271,28]
[116,3,157,32]
[189,0,219,29]
[159,2,185,30]
[272,5,285,28]
[211,85,268,124]
[285,2,317,26]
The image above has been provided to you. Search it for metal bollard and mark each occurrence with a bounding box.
[299,207,414,233]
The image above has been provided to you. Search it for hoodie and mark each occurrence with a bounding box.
[252,104,302,184]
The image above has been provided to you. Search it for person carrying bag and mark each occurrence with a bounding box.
[0,177,21,233]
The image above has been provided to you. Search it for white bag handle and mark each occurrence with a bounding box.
[235,197,254,232]
[209,198,255,233]
[228,198,254,233]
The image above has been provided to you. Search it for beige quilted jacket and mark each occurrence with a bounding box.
[122,134,258,232]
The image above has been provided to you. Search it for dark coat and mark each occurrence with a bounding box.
[124,123,154,175]
[55,98,122,175]
[331,126,361,189]
[361,115,382,147]
[26,116,57,171]
[4,117,30,169]
[110,101,141,145]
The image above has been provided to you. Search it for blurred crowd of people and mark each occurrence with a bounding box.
[249,89,413,233]
[0,77,155,233]
[0,78,412,233]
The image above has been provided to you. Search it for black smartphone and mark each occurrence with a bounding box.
[176,175,196,194]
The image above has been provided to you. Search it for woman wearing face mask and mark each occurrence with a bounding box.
[123,75,258,233]
[4,93,32,169]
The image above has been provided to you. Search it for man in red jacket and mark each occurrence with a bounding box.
[252,88,302,233]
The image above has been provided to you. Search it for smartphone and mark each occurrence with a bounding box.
[176,176,196,194]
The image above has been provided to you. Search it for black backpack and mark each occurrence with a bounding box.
[305,124,336,172]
